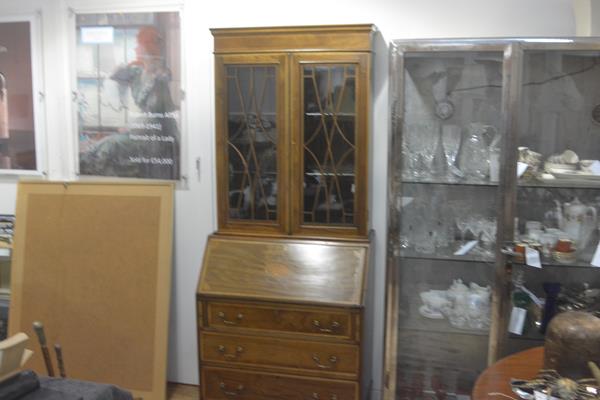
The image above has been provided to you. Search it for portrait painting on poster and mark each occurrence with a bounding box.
[0,15,45,176]
[75,10,182,180]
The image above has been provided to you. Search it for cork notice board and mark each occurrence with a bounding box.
[9,181,174,400]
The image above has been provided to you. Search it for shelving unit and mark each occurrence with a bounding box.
[384,38,600,400]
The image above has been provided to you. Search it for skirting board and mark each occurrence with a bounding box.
[8,181,174,400]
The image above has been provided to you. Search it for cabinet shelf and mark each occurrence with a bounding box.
[512,259,599,269]
[305,171,354,177]
[305,112,355,118]
[401,325,489,337]
[397,244,496,264]
[518,179,600,190]
[400,178,499,187]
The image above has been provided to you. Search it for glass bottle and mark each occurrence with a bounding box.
[511,271,531,335]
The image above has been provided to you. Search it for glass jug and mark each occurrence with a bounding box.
[458,123,498,182]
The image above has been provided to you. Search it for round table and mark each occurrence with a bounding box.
[472,347,544,400]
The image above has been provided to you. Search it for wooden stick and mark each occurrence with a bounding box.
[32,321,54,377]
[54,344,66,378]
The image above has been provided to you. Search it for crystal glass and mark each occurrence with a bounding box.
[441,124,462,181]
[405,121,438,180]
[458,123,497,182]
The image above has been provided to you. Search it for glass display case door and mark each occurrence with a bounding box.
[505,41,600,356]
[214,54,289,235]
[385,42,514,399]
[290,53,369,237]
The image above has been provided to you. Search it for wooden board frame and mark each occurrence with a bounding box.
[8,181,174,400]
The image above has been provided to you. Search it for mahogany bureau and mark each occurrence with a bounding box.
[196,234,370,399]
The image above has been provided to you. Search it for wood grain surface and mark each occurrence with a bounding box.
[211,25,374,54]
[202,366,358,400]
[198,235,369,307]
[201,331,359,379]
[472,346,543,400]
[204,301,357,341]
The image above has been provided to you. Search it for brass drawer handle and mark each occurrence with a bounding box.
[312,394,338,400]
[217,311,244,325]
[311,354,338,369]
[219,382,244,397]
[312,320,341,333]
[217,345,244,361]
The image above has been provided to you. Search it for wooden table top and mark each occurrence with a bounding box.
[472,347,544,400]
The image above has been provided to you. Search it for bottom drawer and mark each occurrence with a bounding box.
[202,366,358,400]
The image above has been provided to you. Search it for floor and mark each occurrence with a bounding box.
[167,383,200,400]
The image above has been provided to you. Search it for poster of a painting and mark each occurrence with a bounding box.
[76,12,181,180]
[0,21,37,172]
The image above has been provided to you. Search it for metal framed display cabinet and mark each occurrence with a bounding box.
[211,25,374,239]
[384,37,600,399]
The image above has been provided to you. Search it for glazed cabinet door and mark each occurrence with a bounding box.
[505,44,600,356]
[385,43,513,400]
[214,54,289,235]
[290,53,370,238]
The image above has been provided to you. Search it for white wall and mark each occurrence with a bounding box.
[0,0,575,398]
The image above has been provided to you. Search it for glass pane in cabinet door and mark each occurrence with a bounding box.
[402,52,504,184]
[509,48,600,354]
[302,65,356,225]
[391,48,507,399]
[226,65,278,221]
[395,258,494,398]
[394,183,498,398]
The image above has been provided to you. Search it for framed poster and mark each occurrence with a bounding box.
[0,16,45,175]
[75,11,182,180]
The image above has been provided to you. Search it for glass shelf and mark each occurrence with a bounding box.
[518,179,600,190]
[402,324,489,337]
[306,171,354,177]
[305,112,356,117]
[512,259,599,269]
[400,178,499,187]
[397,244,497,264]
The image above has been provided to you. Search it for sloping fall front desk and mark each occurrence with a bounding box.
[196,234,370,400]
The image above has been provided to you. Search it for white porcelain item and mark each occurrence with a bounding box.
[554,197,597,249]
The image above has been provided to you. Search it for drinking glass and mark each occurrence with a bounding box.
[441,124,462,181]
[405,121,437,180]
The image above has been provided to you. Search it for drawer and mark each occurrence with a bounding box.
[201,332,359,378]
[205,301,356,340]
[202,366,358,400]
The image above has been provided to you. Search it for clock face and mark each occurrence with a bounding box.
[435,100,455,120]
[593,104,600,125]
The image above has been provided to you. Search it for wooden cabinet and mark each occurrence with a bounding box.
[197,235,369,400]
[211,25,374,239]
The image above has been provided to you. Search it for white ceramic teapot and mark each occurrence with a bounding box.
[555,197,597,249]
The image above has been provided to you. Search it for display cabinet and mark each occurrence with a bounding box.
[384,38,600,400]
[211,25,374,238]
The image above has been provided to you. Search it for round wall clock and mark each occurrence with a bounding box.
[435,100,455,120]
